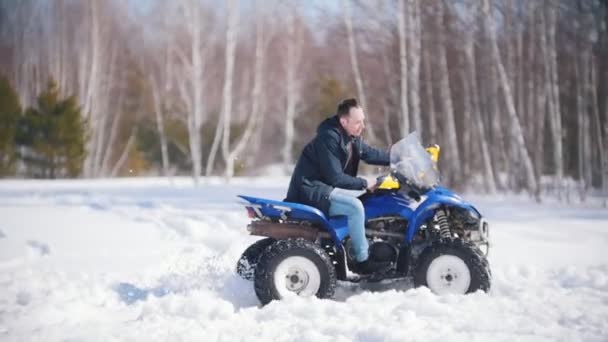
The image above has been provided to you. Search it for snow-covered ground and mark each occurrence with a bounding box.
[1,178,607,342]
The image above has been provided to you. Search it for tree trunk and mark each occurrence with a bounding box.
[460,65,472,180]
[381,54,395,145]
[190,2,205,183]
[205,114,223,176]
[435,0,460,184]
[423,43,436,142]
[92,43,118,176]
[282,4,299,172]
[526,2,537,145]
[397,0,409,136]
[575,44,586,200]
[221,0,239,179]
[110,128,137,178]
[83,1,101,177]
[408,0,422,136]
[150,71,171,177]
[463,15,496,193]
[100,71,126,176]
[590,56,606,204]
[483,0,538,195]
[342,0,378,143]
[227,0,266,177]
[544,4,564,199]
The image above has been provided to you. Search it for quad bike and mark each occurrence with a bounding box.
[236,133,491,305]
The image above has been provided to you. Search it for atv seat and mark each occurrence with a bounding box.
[238,195,328,223]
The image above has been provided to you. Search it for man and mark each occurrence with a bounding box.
[285,98,390,274]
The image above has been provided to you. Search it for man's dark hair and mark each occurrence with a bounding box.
[337,98,359,118]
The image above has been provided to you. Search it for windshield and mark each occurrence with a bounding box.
[390,132,439,188]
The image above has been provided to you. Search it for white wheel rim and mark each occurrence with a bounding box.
[273,256,321,298]
[426,255,471,295]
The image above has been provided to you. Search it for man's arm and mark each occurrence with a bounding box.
[316,132,368,189]
[359,139,390,166]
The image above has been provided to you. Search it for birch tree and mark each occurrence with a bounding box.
[224,0,268,179]
[482,0,538,195]
[148,51,172,178]
[282,3,302,171]
[407,0,422,136]
[219,0,240,178]
[397,0,409,136]
[422,42,437,142]
[341,0,378,143]
[463,1,495,193]
[435,0,460,183]
[544,4,564,198]
[175,0,213,183]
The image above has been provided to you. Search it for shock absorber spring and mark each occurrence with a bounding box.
[436,209,452,239]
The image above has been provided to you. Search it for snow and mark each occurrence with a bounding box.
[1,178,607,341]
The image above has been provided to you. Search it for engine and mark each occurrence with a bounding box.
[365,216,408,241]
[368,241,397,263]
[344,216,407,264]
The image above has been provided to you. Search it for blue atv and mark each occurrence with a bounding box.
[236,134,491,304]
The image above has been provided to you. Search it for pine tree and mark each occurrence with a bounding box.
[0,74,22,176]
[16,79,87,178]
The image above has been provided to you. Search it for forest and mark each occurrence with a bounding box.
[0,0,606,201]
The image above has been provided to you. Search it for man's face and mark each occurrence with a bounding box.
[340,106,366,137]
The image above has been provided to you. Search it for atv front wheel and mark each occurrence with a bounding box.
[236,238,275,281]
[414,239,491,295]
[254,238,336,305]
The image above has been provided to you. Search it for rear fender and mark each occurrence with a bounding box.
[238,195,345,246]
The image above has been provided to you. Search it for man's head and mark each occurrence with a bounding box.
[337,98,366,137]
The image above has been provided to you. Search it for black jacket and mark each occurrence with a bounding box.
[285,115,390,215]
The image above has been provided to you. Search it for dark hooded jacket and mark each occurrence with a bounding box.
[285,115,390,215]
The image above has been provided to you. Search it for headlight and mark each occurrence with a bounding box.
[468,210,480,220]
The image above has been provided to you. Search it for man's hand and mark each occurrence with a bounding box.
[366,177,379,192]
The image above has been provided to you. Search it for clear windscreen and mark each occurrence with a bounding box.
[390,132,439,188]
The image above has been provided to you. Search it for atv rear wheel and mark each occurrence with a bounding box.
[254,238,336,305]
[236,238,275,281]
[414,239,491,295]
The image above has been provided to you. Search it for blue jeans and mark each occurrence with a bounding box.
[329,191,368,262]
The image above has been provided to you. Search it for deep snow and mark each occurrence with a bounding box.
[0,178,607,342]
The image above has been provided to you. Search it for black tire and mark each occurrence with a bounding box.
[236,238,275,281]
[414,239,491,294]
[254,238,337,305]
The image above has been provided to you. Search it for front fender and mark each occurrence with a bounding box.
[406,189,480,242]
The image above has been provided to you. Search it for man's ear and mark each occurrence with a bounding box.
[339,116,347,128]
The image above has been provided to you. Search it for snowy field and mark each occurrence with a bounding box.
[0,177,607,342]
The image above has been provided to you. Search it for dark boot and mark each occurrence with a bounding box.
[352,258,391,275]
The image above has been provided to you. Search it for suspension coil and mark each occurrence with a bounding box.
[436,209,452,239]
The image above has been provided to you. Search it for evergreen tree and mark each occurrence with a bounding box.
[16,79,87,178]
[0,74,22,176]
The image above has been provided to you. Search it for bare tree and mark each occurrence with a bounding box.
[590,55,606,203]
[341,0,378,143]
[218,0,240,178]
[407,0,422,135]
[224,0,268,179]
[282,3,302,172]
[435,0,460,183]
[544,4,564,198]
[482,0,538,195]
[462,6,496,193]
[148,52,172,178]
[397,0,409,136]
[174,0,215,183]
[422,40,436,142]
